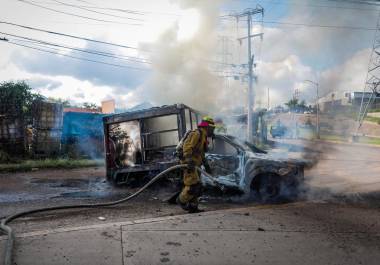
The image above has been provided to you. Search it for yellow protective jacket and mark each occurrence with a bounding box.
[182,128,208,166]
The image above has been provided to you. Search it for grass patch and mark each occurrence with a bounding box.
[364,116,380,124]
[0,158,104,173]
[318,134,380,146]
[297,127,316,140]
[357,136,380,145]
[319,134,348,142]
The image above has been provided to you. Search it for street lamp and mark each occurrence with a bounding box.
[304,80,320,139]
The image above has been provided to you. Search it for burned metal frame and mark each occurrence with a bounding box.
[103,104,202,182]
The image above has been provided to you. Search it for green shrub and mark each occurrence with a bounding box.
[0,158,104,173]
[0,150,10,163]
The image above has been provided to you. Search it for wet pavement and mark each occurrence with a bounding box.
[0,168,116,204]
[1,140,380,234]
[2,140,380,206]
[1,203,380,265]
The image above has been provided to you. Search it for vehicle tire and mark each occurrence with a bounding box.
[111,172,121,187]
[257,173,282,203]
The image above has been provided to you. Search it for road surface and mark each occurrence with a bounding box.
[0,140,379,236]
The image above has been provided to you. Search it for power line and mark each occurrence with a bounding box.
[259,20,377,31]
[17,0,142,25]
[65,2,180,17]
[0,35,242,78]
[236,0,380,12]
[220,16,376,31]
[73,0,92,4]
[26,0,178,16]
[13,1,377,32]
[50,0,144,21]
[0,31,152,64]
[1,38,242,79]
[0,39,151,71]
[326,0,380,7]
[0,21,241,67]
[0,21,143,50]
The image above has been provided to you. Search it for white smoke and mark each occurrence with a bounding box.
[137,0,233,113]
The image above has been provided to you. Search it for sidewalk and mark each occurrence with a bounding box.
[1,203,380,265]
[277,137,380,149]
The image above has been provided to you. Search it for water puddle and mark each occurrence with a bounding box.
[1,177,115,203]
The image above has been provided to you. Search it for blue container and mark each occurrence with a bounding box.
[62,112,106,158]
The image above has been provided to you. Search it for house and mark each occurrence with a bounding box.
[318,91,380,112]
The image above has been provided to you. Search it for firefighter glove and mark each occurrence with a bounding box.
[204,162,212,174]
[186,159,195,171]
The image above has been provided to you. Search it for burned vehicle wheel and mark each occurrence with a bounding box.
[252,173,282,203]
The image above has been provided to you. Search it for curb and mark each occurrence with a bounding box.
[0,204,295,240]
[314,139,380,148]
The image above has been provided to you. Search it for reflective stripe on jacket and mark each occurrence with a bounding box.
[182,128,207,166]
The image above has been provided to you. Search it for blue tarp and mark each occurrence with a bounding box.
[62,112,106,140]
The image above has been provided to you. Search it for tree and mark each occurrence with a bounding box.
[299,100,307,108]
[0,81,42,122]
[48,97,73,108]
[285,98,309,113]
[285,98,299,112]
[298,100,307,112]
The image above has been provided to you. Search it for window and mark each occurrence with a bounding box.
[141,114,180,162]
[208,138,238,156]
[142,114,179,149]
[191,111,198,129]
[108,120,142,166]
[185,109,192,131]
[143,115,177,132]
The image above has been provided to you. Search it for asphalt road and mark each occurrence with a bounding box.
[1,140,379,234]
[0,167,246,234]
[282,140,380,200]
[1,203,380,265]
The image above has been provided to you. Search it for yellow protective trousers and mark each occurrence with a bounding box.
[179,168,202,205]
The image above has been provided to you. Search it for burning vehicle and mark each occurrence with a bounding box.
[204,134,304,201]
[103,104,305,200]
[103,104,201,183]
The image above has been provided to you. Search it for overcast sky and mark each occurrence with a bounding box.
[0,0,378,111]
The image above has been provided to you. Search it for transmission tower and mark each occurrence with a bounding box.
[356,13,380,133]
[217,36,233,89]
[294,88,300,100]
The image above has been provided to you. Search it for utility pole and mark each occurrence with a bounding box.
[304,80,320,139]
[294,88,300,100]
[235,6,264,142]
[316,83,320,139]
[267,87,270,110]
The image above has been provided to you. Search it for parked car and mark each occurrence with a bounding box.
[270,123,288,138]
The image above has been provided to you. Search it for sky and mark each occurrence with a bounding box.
[0,0,379,112]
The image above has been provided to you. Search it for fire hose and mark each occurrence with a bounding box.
[0,164,220,265]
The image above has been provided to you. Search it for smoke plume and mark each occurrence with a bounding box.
[139,0,227,113]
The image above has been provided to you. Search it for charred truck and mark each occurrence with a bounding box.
[103,104,201,185]
[103,104,305,201]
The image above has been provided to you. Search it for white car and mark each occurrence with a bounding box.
[203,135,305,202]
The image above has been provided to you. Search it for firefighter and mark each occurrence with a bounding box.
[177,116,215,213]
